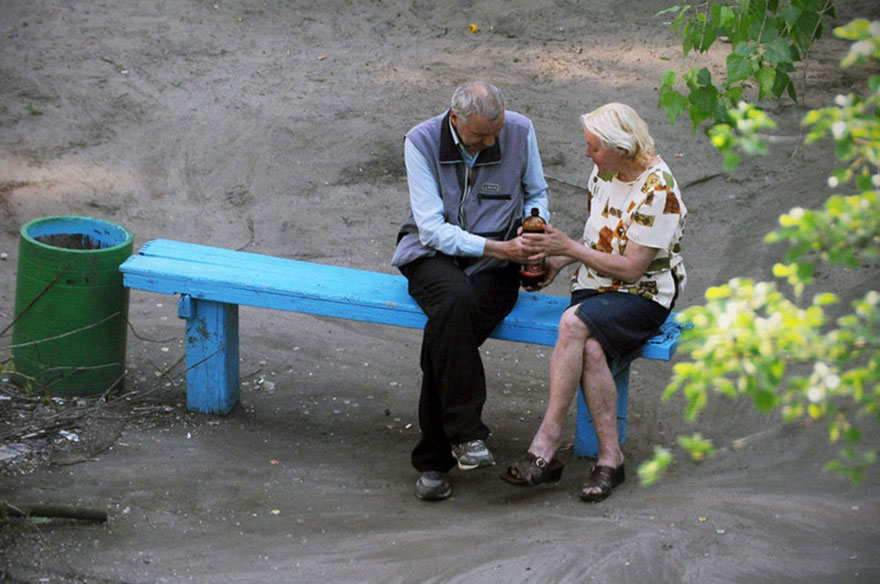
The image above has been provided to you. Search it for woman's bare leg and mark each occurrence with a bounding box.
[581,337,625,496]
[528,307,589,461]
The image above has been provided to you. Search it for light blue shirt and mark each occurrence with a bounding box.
[404,120,550,257]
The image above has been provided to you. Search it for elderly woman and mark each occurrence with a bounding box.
[501,103,687,502]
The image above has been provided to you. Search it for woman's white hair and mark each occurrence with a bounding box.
[451,81,505,123]
[581,103,655,165]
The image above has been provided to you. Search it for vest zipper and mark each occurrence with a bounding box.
[459,165,472,229]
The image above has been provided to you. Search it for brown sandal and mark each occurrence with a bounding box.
[500,451,564,486]
[580,464,625,503]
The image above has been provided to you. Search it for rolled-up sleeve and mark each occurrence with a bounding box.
[522,123,550,222]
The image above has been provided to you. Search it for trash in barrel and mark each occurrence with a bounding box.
[11,216,133,396]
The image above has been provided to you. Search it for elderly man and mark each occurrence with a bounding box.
[392,81,550,500]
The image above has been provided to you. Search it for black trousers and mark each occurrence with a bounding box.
[400,255,520,472]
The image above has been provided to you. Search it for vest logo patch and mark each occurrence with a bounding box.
[481,183,500,192]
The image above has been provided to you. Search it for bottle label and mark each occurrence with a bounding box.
[520,263,545,281]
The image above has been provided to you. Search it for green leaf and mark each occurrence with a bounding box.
[723,150,742,170]
[689,103,713,129]
[690,85,720,112]
[745,6,765,39]
[638,447,673,486]
[795,260,815,282]
[661,69,678,86]
[795,0,827,13]
[720,5,737,29]
[772,69,791,98]
[834,18,871,41]
[753,388,779,412]
[678,433,716,461]
[671,5,692,29]
[764,37,794,64]
[836,139,855,160]
[792,10,821,53]
[759,14,786,45]
[660,87,690,125]
[756,65,777,99]
[781,4,802,28]
[682,20,695,56]
[726,85,745,104]
[732,41,754,59]
[747,0,767,22]
[698,25,720,52]
[856,172,874,191]
[696,67,713,87]
[726,53,755,84]
[714,377,737,397]
[844,424,863,443]
[787,79,798,102]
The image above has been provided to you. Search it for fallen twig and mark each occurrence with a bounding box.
[2,501,107,523]
[683,172,725,189]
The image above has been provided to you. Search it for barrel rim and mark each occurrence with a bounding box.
[20,215,133,254]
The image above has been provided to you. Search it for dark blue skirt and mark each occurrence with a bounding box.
[569,289,670,365]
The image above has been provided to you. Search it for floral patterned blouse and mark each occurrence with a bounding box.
[572,158,687,309]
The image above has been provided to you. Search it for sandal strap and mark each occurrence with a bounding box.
[509,452,539,480]
[584,464,625,492]
[507,452,561,484]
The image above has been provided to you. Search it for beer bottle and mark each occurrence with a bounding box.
[520,207,546,287]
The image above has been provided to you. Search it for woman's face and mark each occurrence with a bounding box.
[584,129,625,175]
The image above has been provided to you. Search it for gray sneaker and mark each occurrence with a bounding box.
[451,439,495,470]
[415,471,452,501]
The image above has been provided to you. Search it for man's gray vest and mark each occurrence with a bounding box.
[391,110,532,276]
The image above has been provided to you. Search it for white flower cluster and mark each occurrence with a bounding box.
[807,362,841,403]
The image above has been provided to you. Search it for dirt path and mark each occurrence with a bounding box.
[1,1,879,582]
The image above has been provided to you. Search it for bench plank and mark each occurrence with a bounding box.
[121,239,677,355]
[123,254,431,331]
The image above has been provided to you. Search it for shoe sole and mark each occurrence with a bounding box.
[416,487,452,501]
[455,458,495,471]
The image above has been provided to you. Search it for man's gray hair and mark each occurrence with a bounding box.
[451,81,505,123]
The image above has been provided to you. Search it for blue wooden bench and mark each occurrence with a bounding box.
[120,239,681,458]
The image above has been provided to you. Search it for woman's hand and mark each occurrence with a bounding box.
[521,224,574,259]
[531,255,572,289]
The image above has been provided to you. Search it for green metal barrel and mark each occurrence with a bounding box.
[12,216,133,396]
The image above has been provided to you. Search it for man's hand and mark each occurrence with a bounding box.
[483,237,532,263]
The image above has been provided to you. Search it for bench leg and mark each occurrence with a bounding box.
[574,360,630,458]
[178,295,240,415]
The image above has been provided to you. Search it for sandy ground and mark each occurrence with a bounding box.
[1,1,879,582]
